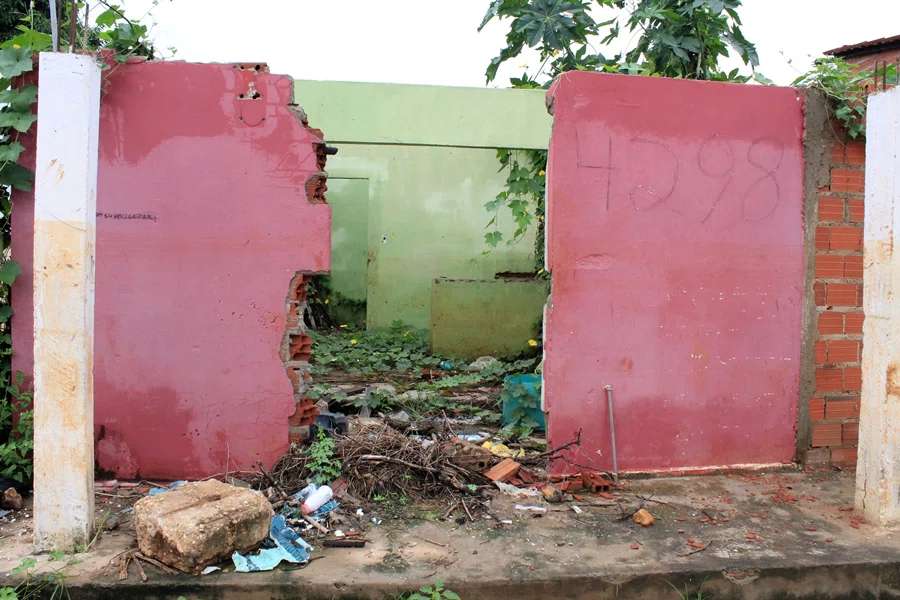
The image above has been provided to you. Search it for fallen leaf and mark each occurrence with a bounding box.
[826,537,834,543]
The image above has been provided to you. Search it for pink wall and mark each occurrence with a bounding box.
[544,72,804,473]
[12,61,330,479]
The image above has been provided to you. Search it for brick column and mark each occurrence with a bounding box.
[808,136,866,468]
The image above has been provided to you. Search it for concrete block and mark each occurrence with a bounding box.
[133,481,273,573]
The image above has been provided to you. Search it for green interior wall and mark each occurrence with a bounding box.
[294,79,551,354]
[431,279,550,361]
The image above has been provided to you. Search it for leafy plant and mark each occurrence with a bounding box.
[792,56,892,140]
[406,579,461,600]
[499,377,542,439]
[0,555,73,599]
[307,429,341,484]
[309,322,447,375]
[667,579,707,599]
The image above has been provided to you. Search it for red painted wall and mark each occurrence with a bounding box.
[544,72,804,473]
[12,61,330,479]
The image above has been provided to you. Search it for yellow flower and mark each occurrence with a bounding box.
[403,331,409,337]
[528,339,538,347]
[539,170,546,176]
[324,299,329,305]
[540,216,544,221]
[350,339,357,345]
[13,44,21,49]
[537,269,544,275]
[339,324,347,328]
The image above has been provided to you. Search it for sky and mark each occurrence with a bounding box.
[119,0,900,88]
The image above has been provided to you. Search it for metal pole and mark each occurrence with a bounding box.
[48,0,59,52]
[605,385,618,484]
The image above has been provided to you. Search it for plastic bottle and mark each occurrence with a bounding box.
[301,485,333,515]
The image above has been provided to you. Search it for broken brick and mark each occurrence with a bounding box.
[485,458,521,483]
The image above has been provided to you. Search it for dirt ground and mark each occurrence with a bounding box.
[0,469,897,599]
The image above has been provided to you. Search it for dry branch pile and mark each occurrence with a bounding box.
[266,424,491,503]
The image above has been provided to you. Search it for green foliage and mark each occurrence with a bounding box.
[307,429,342,485]
[404,580,461,600]
[1,555,72,600]
[309,321,447,375]
[791,56,890,140]
[481,0,762,250]
[667,580,706,599]
[499,377,541,439]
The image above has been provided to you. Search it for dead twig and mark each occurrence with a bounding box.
[677,540,713,557]
[134,552,179,576]
[461,500,474,522]
[521,428,583,465]
[303,514,330,535]
[133,557,148,582]
[257,460,289,500]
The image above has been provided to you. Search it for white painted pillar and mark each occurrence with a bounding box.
[32,53,101,552]
[857,85,900,527]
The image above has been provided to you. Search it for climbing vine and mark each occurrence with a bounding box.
[480,0,765,253]
[0,0,169,483]
[792,56,895,140]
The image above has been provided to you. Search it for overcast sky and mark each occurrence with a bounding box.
[122,0,898,88]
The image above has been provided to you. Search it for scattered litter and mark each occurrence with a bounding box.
[633,509,655,527]
[301,486,333,515]
[371,517,382,525]
[356,509,365,517]
[0,510,11,519]
[333,530,345,538]
[323,539,367,548]
[147,481,186,496]
[482,441,525,459]
[201,566,220,575]
[232,515,312,572]
[456,433,489,443]
[541,483,563,504]
[571,505,583,514]
[515,504,548,513]
[495,481,541,498]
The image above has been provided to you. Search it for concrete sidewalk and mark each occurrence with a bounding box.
[1,470,898,599]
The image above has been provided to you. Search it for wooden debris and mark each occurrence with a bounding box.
[323,539,367,548]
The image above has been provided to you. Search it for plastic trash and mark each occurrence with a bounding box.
[148,480,186,496]
[201,566,220,575]
[494,481,541,497]
[439,361,453,371]
[515,504,547,512]
[301,486,333,515]
[232,515,312,572]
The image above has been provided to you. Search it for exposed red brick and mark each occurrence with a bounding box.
[815,226,830,251]
[845,141,865,165]
[826,283,858,306]
[818,311,844,335]
[814,282,827,306]
[844,367,862,392]
[814,341,827,365]
[842,421,859,446]
[848,199,864,223]
[831,168,865,194]
[818,197,844,222]
[815,368,843,392]
[829,226,862,251]
[812,422,842,447]
[806,448,831,467]
[825,398,860,419]
[815,254,844,279]
[845,312,865,334]
[831,448,858,468]
[828,340,860,363]
[809,397,825,420]
[830,141,846,164]
[844,255,864,279]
